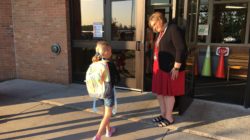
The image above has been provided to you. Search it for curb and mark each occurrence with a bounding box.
[39,99,235,140]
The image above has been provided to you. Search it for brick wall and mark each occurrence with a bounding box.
[12,0,71,84]
[0,0,16,81]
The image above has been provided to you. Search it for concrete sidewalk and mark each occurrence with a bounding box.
[1,79,250,140]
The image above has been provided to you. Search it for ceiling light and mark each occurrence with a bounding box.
[225,5,246,9]
[151,3,170,6]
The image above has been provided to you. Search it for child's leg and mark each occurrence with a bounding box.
[96,106,113,137]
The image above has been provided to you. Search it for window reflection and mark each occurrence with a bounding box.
[212,3,247,43]
[111,0,135,41]
[112,50,135,78]
[197,0,208,43]
[80,0,104,40]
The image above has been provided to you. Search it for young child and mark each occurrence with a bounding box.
[92,41,120,140]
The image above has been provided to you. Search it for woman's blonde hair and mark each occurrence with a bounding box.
[92,41,111,62]
[148,12,167,28]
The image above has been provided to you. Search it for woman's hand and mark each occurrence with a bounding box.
[170,68,179,80]
[171,62,181,80]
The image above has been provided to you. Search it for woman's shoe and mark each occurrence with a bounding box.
[152,115,164,123]
[106,127,116,137]
[157,118,174,127]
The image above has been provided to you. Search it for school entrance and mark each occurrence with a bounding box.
[70,0,146,90]
[69,0,250,108]
[70,0,191,91]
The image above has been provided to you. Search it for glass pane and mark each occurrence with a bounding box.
[112,50,135,78]
[212,3,247,43]
[197,0,208,43]
[72,48,135,82]
[111,0,135,41]
[72,47,95,82]
[80,0,104,40]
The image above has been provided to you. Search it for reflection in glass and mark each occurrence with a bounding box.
[198,0,208,43]
[212,3,247,43]
[112,50,135,78]
[80,0,104,40]
[72,48,95,82]
[111,0,135,41]
[72,48,136,83]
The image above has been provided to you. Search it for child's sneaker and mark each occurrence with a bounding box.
[105,127,116,137]
[92,136,101,140]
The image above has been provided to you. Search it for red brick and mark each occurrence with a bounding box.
[0,0,16,81]
[0,0,71,84]
[12,0,71,84]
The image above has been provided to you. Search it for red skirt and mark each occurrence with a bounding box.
[152,56,185,96]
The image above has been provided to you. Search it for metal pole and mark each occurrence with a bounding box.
[244,49,250,108]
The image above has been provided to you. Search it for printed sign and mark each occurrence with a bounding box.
[216,47,229,56]
[93,22,103,38]
[198,24,209,36]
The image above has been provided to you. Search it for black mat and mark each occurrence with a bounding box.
[194,76,247,105]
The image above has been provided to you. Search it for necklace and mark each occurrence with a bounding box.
[155,25,167,48]
[154,25,167,61]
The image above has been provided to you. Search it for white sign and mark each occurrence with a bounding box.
[216,47,229,56]
[198,24,209,36]
[93,22,103,38]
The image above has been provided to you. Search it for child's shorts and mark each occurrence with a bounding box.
[99,89,114,107]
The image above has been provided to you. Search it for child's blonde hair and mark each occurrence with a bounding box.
[92,41,111,62]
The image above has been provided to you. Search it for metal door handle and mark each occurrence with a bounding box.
[136,41,140,51]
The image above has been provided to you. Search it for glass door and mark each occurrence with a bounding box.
[108,0,145,90]
[70,0,145,90]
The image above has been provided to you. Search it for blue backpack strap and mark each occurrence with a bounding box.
[112,87,117,115]
[92,98,98,112]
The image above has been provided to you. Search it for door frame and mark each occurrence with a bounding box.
[70,0,146,91]
[106,0,146,90]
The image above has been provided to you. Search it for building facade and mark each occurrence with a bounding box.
[0,0,15,81]
[0,0,71,84]
[1,0,250,106]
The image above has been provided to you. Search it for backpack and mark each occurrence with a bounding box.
[85,60,111,99]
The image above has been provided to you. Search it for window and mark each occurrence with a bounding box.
[80,0,104,40]
[111,0,135,41]
[211,3,247,43]
[197,0,209,43]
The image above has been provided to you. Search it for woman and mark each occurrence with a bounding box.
[148,12,187,127]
